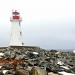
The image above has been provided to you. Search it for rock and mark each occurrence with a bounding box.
[70,67,75,73]
[31,66,47,75]
[27,52,35,59]
[2,70,15,75]
[48,72,58,75]
[15,55,24,60]
[4,51,11,58]
[15,69,29,75]
[10,52,16,58]
[2,70,9,74]
[2,64,13,70]
[0,72,4,75]
[32,52,38,55]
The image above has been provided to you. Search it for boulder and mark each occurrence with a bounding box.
[31,67,47,75]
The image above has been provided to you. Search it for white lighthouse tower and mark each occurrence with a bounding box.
[9,10,23,46]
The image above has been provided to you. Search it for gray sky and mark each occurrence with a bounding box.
[0,0,75,49]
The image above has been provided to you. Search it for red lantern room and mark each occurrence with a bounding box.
[10,10,22,21]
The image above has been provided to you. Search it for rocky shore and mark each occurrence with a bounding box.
[0,46,74,75]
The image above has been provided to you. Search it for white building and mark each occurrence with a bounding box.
[9,10,23,46]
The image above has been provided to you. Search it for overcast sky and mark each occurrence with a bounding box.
[0,0,75,49]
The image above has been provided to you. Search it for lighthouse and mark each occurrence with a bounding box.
[9,10,23,46]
